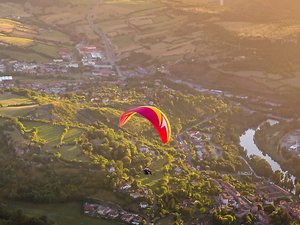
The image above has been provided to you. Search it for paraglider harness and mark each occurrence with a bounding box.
[143,167,152,175]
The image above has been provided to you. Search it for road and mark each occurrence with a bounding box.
[238,156,261,179]
[87,0,122,76]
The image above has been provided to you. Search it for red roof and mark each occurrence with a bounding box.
[84,203,95,211]
[80,46,97,52]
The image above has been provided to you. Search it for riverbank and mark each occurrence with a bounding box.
[254,121,300,180]
[239,119,297,192]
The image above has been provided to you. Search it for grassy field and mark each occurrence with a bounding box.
[0,3,30,17]
[21,121,89,162]
[0,48,49,63]
[0,105,38,117]
[59,145,89,162]
[111,34,134,49]
[90,189,126,205]
[22,121,64,148]
[138,158,168,189]
[37,30,72,43]
[30,42,59,58]
[0,117,8,126]
[63,128,83,144]
[0,93,34,106]
[7,201,125,225]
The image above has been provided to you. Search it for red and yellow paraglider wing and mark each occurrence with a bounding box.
[119,106,171,144]
[119,111,136,126]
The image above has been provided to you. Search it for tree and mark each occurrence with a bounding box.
[122,156,132,166]
[295,182,300,197]
[264,204,275,214]
[269,208,292,225]
[272,170,283,185]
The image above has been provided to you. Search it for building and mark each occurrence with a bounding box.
[289,143,300,152]
[79,46,97,54]
[219,193,234,206]
[120,184,132,191]
[108,166,116,173]
[139,202,149,209]
[0,76,12,81]
[138,146,150,154]
[83,203,96,214]
[68,63,79,68]
[121,214,135,223]
[130,192,142,199]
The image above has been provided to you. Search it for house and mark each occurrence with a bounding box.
[131,217,143,225]
[219,193,234,206]
[120,184,132,191]
[68,63,79,68]
[79,46,97,54]
[174,166,183,175]
[97,205,110,215]
[0,76,12,82]
[130,192,142,199]
[139,202,149,209]
[138,146,150,154]
[121,214,134,223]
[289,143,300,152]
[90,52,103,60]
[108,166,116,173]
[83,203,95,214]
[53,59,63,63]
[107,210,119,219]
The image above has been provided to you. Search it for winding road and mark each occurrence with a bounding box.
[87,0,122,76]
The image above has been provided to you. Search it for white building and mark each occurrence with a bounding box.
[120,184,132,191]
[68,63,79,68]
[0,76,12,81]
[139,202,149,209]
[289,143,300,152]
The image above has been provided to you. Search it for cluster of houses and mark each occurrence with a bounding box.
[76,44,117,77]
[119,183,151,202]
[213,178,299,224]
[187,131,207,159]
[83,202,144,225]
[10,59,78,75]
[282,202,300,221]
[187,130,222,159]
[0,42,119,78]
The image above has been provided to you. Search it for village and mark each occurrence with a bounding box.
[83,202,145,225]
[81,125,300,225]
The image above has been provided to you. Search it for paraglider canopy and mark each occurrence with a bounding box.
[119,106,171,144]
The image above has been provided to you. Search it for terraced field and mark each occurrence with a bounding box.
[0,93,34,106]
[0,105,38,117]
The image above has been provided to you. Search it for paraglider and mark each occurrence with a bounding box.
[119,106,171,144]
[143,167,152,175]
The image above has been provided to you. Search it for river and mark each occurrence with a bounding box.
[239,119,296,182]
